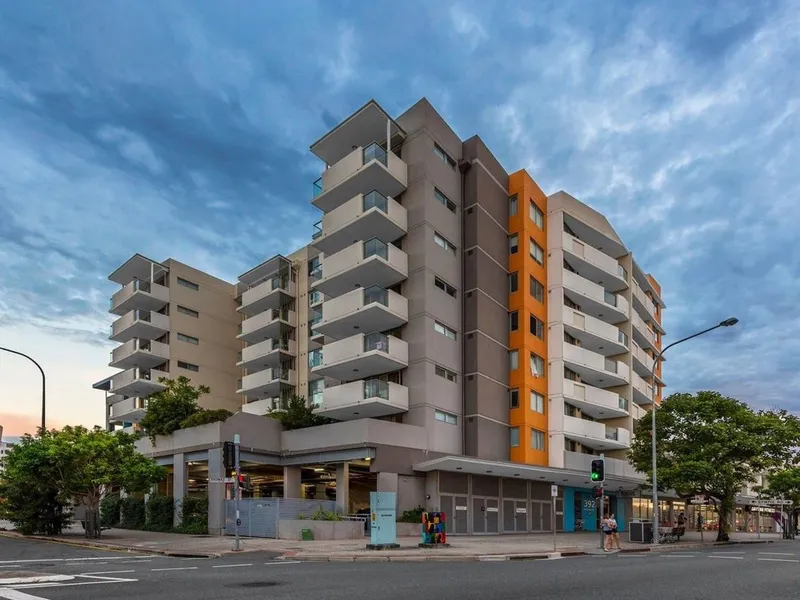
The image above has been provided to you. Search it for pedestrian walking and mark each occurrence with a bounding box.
[697,514,703,531]
[678,512,685,527]
[601,513,613,551]
[609,513,622,550]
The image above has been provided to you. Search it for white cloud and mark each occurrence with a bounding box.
[322,23,357,90]
[97,125,165,175]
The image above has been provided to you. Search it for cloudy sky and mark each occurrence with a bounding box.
[1,0,798,435]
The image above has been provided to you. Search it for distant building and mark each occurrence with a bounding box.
[0,425,19,473]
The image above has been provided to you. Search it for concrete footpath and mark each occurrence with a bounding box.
[0,524,782,562]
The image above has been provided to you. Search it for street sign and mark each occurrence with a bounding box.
[689,495,710,505]
[551,485,558,498]
[750,499,793,507]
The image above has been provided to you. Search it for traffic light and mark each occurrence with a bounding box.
[593,486,603,499]
[223,441,236,471]
[237,474,253,492]
[590,458,605,483]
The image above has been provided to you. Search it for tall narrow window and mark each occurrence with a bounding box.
[509,311,519,332]
[530,352,544,377]
[530,200,544,228]
[509,388,519,409]
[530,276,544,302]
[509,272,519,293]
[530,239,544,265]
[509,349,519,371]
[530,315,544,340]
[509,234,519,254]
[530,391,545,413]
[531,429,546,450]
[509,194,518,217]
[510,427,520,447]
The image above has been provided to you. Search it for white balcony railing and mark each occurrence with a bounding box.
[563,232,627,285]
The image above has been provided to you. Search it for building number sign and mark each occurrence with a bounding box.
[583,499,596,509]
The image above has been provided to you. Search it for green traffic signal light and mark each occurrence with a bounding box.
[591,472,599,481]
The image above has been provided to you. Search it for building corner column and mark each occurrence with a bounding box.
[283,466,302,499]
[207,447,225,535]
[335,463,350,514]
[173,452,187,528]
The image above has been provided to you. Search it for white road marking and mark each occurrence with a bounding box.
[151,566,198,572]
[759,552,795,556]
[80,570,136,575]
[618,554,648,557]
[662,554,697,558]
[711,551,745,554]
[212,563,253,569]
[758,558,800,563]
[265,561,302,565]
[0,556,153,565]
[708,555,743,560]
[0,589,51,600]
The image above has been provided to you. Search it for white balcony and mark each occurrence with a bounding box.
[562,342,630,387]
[563,270,629,325]
[241,397,289,416]
[237,338,297,370]
[311,333,408,381]
[632,311,657,352]
[632,279,663,329]
[563,415,631,451]
[312,144,408,214]
[238,309,296,344]
[631,341,655,377]
[109,397,147,423]
[110,367,168,397]
[105,393,126,406]
[317,379,409,421]
[237,367,296,400]
[109,339,170,370]
[563,379,629,419]
[312,239,408,298]
[110,310,169,343]
[562,232,627,292]
[563,308,628,356]
[238,278,296,317]
[563,451,643,480]
[632,371,654,405]
[109,280,169,316]
[315,286,408,341]
[312,191,407,257]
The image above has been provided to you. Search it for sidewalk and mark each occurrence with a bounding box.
[0,525,782,562]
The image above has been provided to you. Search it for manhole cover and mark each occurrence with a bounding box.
[238,581,280,589]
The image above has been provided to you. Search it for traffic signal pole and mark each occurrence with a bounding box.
[233,433,241,552]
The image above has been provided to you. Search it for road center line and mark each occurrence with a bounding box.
[151,566,198,572]
[711,551,745,554]
[80,570,137,575]
[212,563,253,569]
[0,556,150,565]
[759,552,795,556]
[708,555,743,560]
[758,558,800,563]
[265,561,302,565]
[662,554,696,558]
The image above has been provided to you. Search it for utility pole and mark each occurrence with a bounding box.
[233,433,241,552]
[0,346,46,433]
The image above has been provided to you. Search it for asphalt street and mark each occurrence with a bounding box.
[2,537,799,600]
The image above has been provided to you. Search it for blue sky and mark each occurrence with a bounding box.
[1,0,798,435]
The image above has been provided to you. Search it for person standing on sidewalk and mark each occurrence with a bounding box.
[609,513,622,550]
[601,514,614,552]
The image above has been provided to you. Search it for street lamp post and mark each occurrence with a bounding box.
[0,346,47,433]
[650,317,738,544]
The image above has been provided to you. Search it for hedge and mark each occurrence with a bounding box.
[144,495,174,532]
[100,494,121,528]
[120,497,145,529]
[177,495,208,534]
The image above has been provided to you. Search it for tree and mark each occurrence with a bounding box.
[0,432,72,535]
[267,395,334,430]
[629,391,800,542]
[139,376,210,443]
[180,409,233,429]
[764,468,800,534]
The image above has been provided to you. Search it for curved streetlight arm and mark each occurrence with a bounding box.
[649,318,737,544]
[0,346,46,433]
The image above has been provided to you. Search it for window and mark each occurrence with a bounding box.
[434,277,457,298]
[177,305,199,318]
[177,277,199,291]
[177,332,199,345]
[566,439,578,452]
[309,290,322,305]
[434,232,457,254]
[435,365,457,382]
[177,360,199,372]
[509,272,519,293]
[530,352,544,377]
[509,311,519,331]
[531,428,546,450]
[509,194,518,217]
[530,239,544,265]
[509,388,519,409]
[530,315,544,340]
[509,234,519,255]
[530,200,544,228]
[435,409,458,425]
[530,276,544,302]
[510,427,520,447]
[309,378,324,406]
[509,349,519,371]
[434,188,456,212]
[434,321,457,340]
[530,391,545,413]
[433,143,456,169]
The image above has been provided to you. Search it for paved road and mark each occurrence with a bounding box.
[1,537,799,599]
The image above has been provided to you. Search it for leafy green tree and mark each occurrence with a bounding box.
[267,395,334,430]
[765,468,800,507]
[139,376,210,443]
[179,408,233,429]
[629,391,800,541]
[0,432,72,535]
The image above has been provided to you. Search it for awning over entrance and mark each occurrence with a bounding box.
[413,455,646,493]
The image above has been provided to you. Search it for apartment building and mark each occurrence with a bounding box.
[0,425,17,474]
[106,98,668,536]
[93,255,241,431]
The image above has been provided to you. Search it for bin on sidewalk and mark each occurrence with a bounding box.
[301,528,314,541]
[628,520,652,543]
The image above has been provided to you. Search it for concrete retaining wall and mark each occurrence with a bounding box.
[278,520,364,540]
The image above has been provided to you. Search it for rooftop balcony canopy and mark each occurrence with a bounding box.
[310,100,406,165]
[563,214,627,260]
[238,255,293,288]
[108,253,168,286]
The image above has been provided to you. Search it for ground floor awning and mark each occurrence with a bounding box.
[412,455,647,492]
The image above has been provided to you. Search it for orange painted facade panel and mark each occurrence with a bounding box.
[507,170,548,466]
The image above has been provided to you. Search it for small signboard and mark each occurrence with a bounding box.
[689,495,710,505]
[551,485,558,497]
